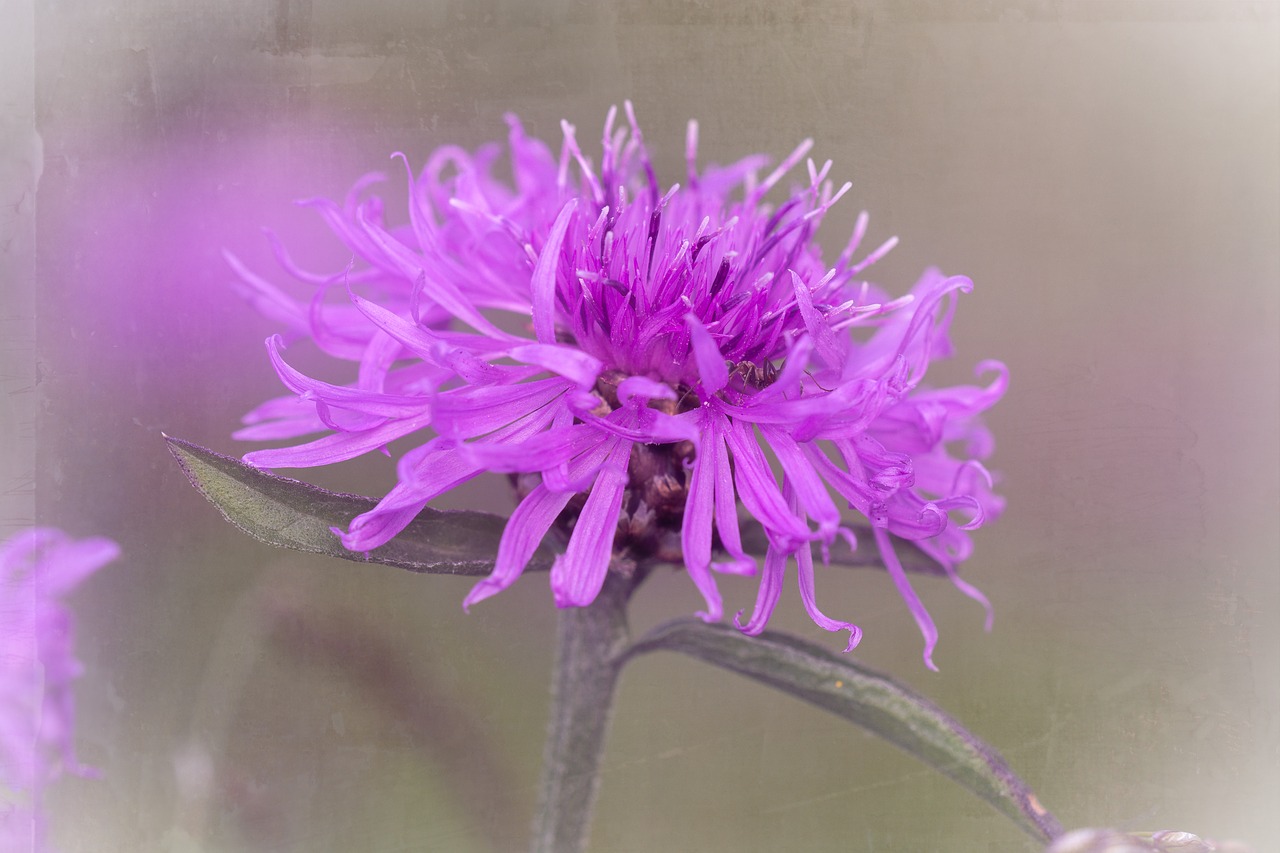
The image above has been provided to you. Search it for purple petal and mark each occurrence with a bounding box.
[355,204,513,341]
[786,484,861,651]
[708,416,756,576]
[616,375,676,406]
[550,437,631,607]
[339,495,431,552]
[356,330,407,393]
[734,545,786,635]
[723,418,810,548]
[464,483,575,610]
[432,378,569,440]
[789,271,842,369]
[347,290,457,364]
[873,526,940,671]
[235,394,328,441]
[577,405,700,446]
[679,410,726,621]
[506,343,602,389]
[264,336,428,419]
[916,538,995,631]
[532,200,578,344]
[458,423,580,473]
[748,137,814,204]
[391,151,439,252]
[685,314,729,395]
[243,413,430,469]
[796,536,863,652]
[224,250,309,334]
[760,426,840,540]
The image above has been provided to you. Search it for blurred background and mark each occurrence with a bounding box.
[4,1,1277,850]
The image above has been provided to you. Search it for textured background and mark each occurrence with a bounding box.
[4,1,1277,850]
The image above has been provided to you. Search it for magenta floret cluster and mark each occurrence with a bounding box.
[1,528,117,849]
[231,104,1005,668]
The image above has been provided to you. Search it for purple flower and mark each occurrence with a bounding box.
[234,104,1006,668]
[1,528,118,850]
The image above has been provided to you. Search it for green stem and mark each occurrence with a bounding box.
[530,571,636,853]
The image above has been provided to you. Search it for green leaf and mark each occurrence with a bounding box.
[735,518,945,576]
[164,435,551,576]
[624,620,1061,845]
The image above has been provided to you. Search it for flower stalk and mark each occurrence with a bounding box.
[531,568,638,853]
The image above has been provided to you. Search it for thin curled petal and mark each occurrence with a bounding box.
[874,526,940,671]
[463,484,574,610]
[264,335,427,418]
[243,414,430,469]
[734,545,786,635]
[796,532,862,652]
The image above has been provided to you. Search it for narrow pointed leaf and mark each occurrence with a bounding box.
[624,619,1061,844]
[165,435,552,575]
[734,517,945,576]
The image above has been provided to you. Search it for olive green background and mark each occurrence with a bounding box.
[3,1,1277,850]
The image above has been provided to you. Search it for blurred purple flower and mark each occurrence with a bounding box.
[233,104,1006,668]
[1,528,117,850]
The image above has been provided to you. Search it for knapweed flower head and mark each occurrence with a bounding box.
[232,104,1006,668]
[1,528,117,849]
